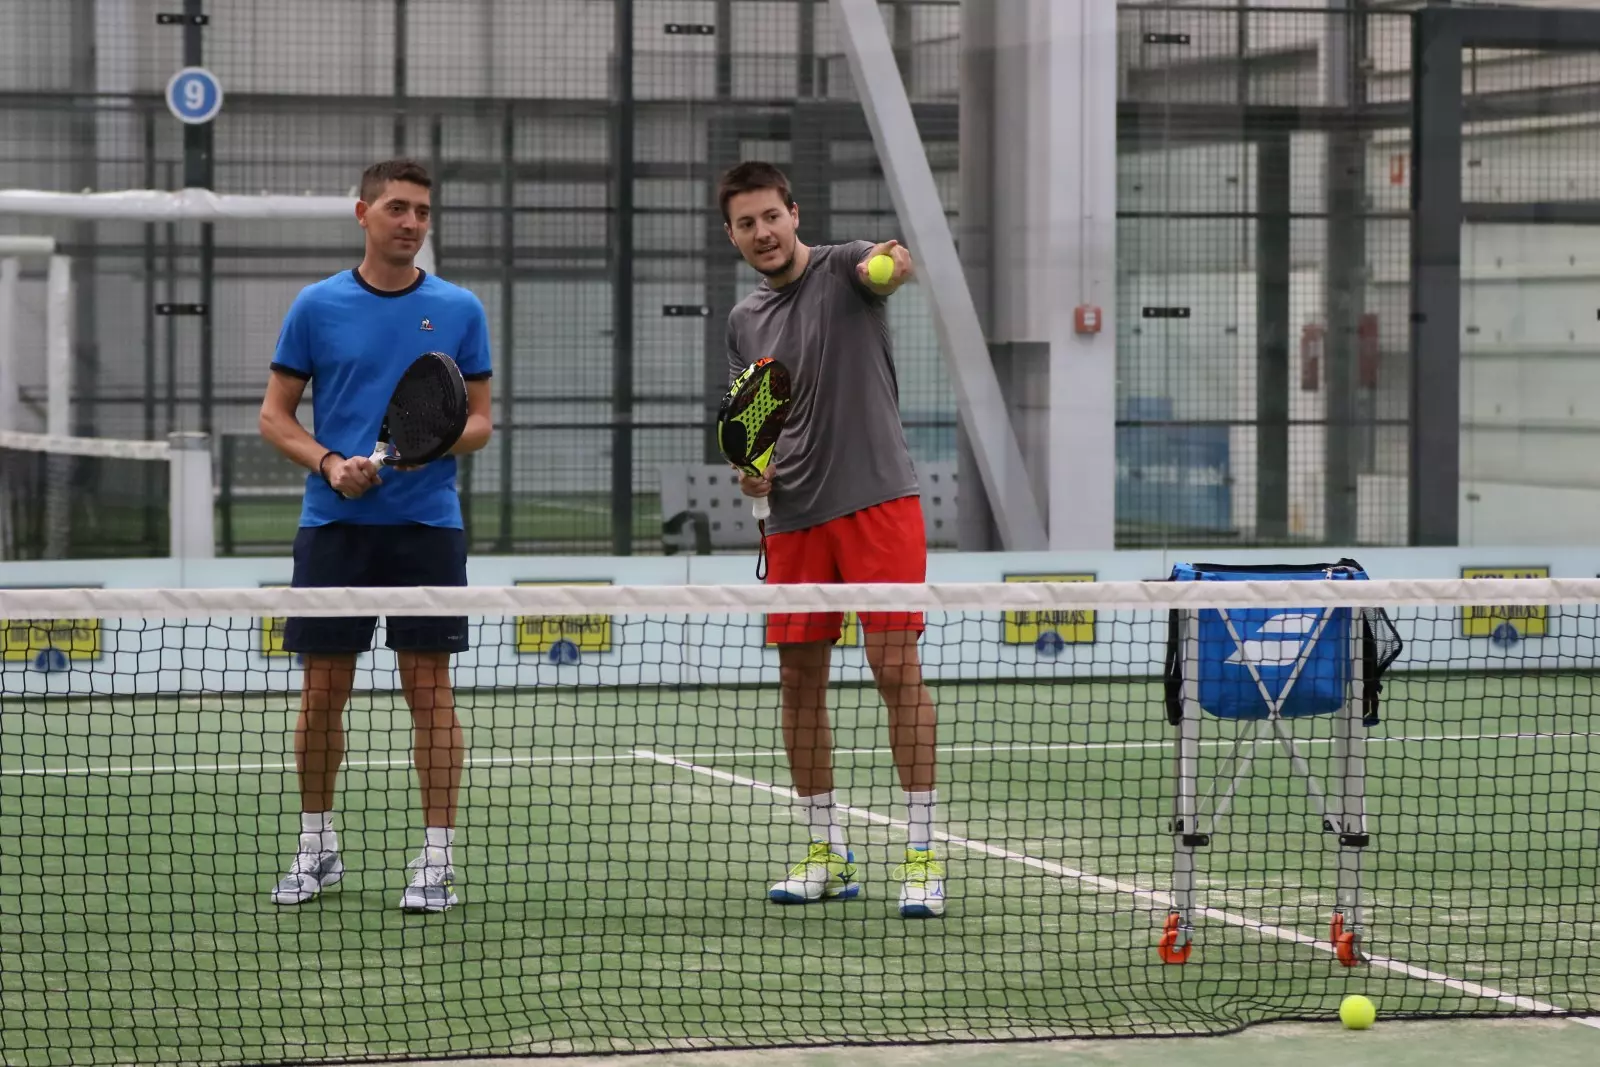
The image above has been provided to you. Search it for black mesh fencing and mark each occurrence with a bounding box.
[5,2,1591,556]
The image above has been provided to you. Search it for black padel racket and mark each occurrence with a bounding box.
[366,351,469,470]
[718,357,792,576]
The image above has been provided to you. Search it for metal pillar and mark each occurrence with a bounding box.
[182,0,215,437]
[1323,1,1366,546]
[393,0,408,152]
[956,0,999,551]
[832,0,1046,549]
[1044,0,1117,549]
[70,0,98,440]
[954,0,1115,551]
[1255,133,1291,541]
[611,0,636,555]
[1409,9,1462,547]
[1408,3,1600,545]
[704,118,740,465]
[498,107,515,551]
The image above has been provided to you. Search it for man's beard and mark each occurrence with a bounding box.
[753,244,794,278]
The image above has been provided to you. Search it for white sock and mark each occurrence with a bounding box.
[906,790,937,851]
[424,825,455,867]
[800,792,847,856]
[300,810,337,854]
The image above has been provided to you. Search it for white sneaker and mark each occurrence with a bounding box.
[399,850,459,913]
[767,841,861,904]
[270,850,344,905]
[893,847,946,918]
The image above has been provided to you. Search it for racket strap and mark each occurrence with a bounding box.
[755,518,768,581]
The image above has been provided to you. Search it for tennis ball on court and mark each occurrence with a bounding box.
[867,253,895,285]
[1339,994,1376,1030]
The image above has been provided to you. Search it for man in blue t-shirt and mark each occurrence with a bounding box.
[258,158,493,914]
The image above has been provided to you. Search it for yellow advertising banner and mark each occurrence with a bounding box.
[0,617,100,662]
[1460,566,1549,638]
[516,580,613,654]
[259,583,290,658]
[1002,573,1096,645]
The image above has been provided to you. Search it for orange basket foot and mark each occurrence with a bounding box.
[1158,912,1193,965]
[1330,912,1365,967]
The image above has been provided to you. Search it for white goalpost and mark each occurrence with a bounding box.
[0,187,438,561]
[0,234,69,438]
[0,187,435,270]
[0,234,73,559]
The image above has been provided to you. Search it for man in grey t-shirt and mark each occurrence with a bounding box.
[719,160,944,919]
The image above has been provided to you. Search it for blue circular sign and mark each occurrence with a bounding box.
[32,647,68,673]
[165,66,224,125]
[1490,621,1521,649]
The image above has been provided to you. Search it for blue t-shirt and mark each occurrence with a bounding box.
[270,268,493,528]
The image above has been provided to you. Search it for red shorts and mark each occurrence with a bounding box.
[764,494,927,645]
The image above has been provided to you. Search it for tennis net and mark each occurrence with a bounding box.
[0,430,214,560]
[1,574,1597,1065]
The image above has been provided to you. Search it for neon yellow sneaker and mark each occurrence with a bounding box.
[893,847,946,918]
[768,841,860,904]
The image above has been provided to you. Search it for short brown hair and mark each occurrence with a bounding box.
[717,160,793,223]
[360,158,432,203]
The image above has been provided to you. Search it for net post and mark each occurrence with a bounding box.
[167,431,215,559]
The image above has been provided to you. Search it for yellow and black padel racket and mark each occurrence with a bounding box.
[718,357,792,573]
[718,357,792,493]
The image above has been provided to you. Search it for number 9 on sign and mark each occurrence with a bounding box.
[165,66,223,125]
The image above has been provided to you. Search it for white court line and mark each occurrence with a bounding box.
[2,728,1591,779]
[636,747,1600,1030]
[0,750,643,778]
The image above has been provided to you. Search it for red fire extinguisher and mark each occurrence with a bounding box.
[1300,323,1324,393]
[1358,313,1380,389]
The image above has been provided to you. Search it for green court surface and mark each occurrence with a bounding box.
[2,674,1598,1066]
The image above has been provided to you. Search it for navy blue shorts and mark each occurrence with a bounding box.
[282,523,469,655]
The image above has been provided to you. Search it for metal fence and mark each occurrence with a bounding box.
[1116,3,1414,547]
[0,0,962,557]
[5,1,1596,557]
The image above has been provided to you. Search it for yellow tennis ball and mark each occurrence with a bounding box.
[867,253,894,285]
[1339,994,1376,1030]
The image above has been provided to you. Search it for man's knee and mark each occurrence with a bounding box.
[866,631,924,693]
[778,641,832,696]
[398,650,452,676]
[398,651,455,715]
[300,654,357,712]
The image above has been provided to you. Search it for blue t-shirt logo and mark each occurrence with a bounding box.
[269,269,493,528]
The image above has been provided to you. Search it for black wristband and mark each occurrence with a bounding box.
[317,450,344,488]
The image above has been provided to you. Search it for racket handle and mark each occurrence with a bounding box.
[751,496,770,521]
[367,443,390,468]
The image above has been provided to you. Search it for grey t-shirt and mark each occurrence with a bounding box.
[726,240,919,535]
